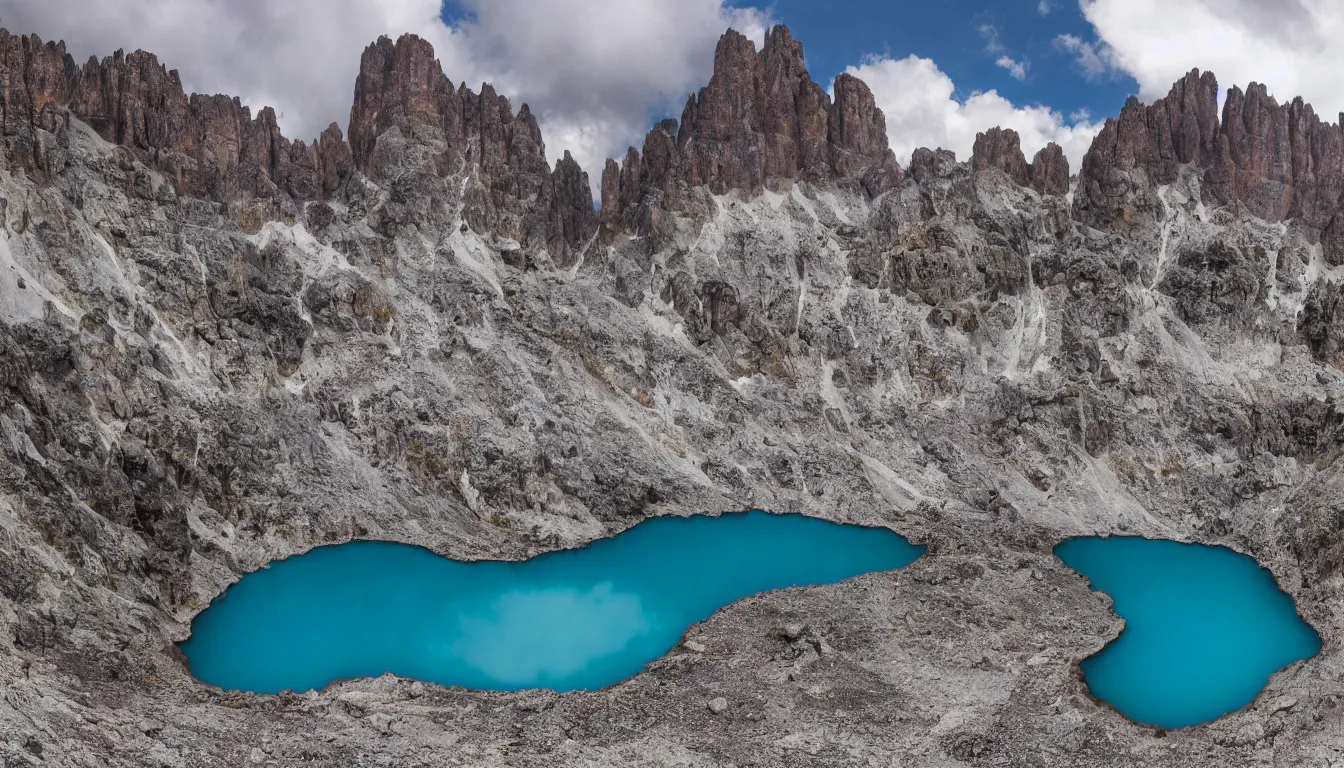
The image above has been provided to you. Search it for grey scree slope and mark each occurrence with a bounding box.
[1,23,1343,768]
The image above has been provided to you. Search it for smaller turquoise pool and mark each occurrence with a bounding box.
[180,510,925,694]
[1056,537,1321,729]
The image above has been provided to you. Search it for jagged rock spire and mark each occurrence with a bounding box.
[1067,67,1344,237]
[0,29,353,204]
[599,24,902,237]
[0,28,596,257]
[10,22,1344,253]
[970,127,1070,196]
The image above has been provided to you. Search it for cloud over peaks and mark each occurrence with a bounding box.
[843,54,1102,172]
[2,0,769,189]
[1080,0,1344,116]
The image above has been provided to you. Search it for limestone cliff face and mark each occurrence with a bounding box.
[5,21,1344,768]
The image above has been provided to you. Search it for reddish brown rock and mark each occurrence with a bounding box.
[829,73,902,195]
[0,28,360,207]
[0,31,71,160]
[0,32,75,172]
[547,150,597,266]
[1074,69,1220,227]
[1212,84,1344,227]
[599,146,643,238]
[669,26,901,197]
[600,158,622,233]
[604,25,902,237]
[967,129,1070,196]
[1070,67,1344,233]
[313,123,353,199]
[640,119,681,198]
[0,27,597,257]
[758,26,830,182]
[1322,209,1344,266]
[676,28,766,193]
[971,128,1031,187]
[345,34,595,254]
[1030,143,1070,196]
[347,33,458,175]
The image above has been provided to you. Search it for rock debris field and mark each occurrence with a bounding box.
[1,21,1344,768]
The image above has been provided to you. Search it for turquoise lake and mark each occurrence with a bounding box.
[180,510,925,694]
[1055,537,1321,729]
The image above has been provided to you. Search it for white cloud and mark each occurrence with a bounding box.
[1038,0,1052,15]
[979,23,1005,54]
[449,583,651,686]
[5,0,1113,197]
[1078,0,1344,117]
[996,55,1028,81]
[1,0,770,192]
[843,54,1103,172]
[1053,33,1116,80]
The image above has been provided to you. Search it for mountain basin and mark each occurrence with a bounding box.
[1055,536,1321,729]
[180,510,926,694]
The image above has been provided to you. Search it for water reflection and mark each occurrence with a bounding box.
[181,510,925,693]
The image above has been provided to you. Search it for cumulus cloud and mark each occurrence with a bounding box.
[1038,0,1052,15]
[1078,0,1344,116]
[1,0,769,189]
[996,55,1028,81]
[843,54,1103,171]
[4,0,1111,194]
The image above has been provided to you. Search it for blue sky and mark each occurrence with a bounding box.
[722,0,1138,124]
[431,0,1140,177]
[438,0,1140,127]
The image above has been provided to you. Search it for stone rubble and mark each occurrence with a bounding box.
[0,21,1341,768]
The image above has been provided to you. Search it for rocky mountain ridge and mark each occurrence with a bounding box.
[1,21,1343,768]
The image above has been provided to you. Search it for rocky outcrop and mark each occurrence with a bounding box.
[1029,142,1070,196]
[1073,67,1344,237]
[969,129,1070,197]
[600,26,901,237]
[1157,241,1264,328]
[1073,69,1220,229]
[320,33,599,257]
[0,29,594,257]
[0,31,73,171]
[548,151,598,265]
[0,31,353,205]
[1300,280,1344,365]
[971,128,1031,187]
[830,73,903,196]
[909,147,961,186]
[1211,84,1344,227]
